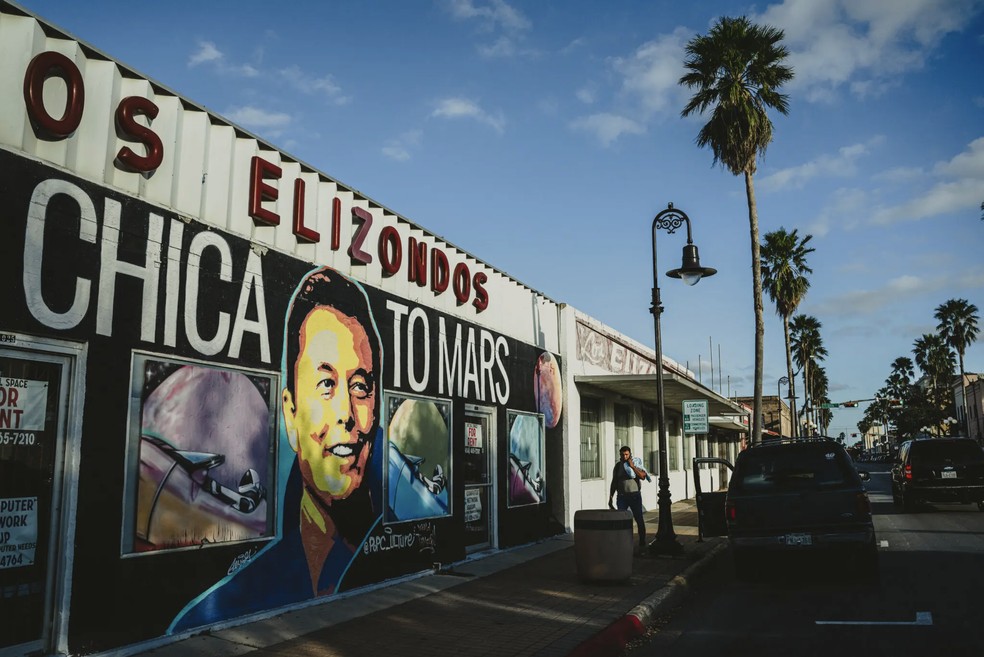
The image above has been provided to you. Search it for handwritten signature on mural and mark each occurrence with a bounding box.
[364,522,436,555]
[227,548,258,575]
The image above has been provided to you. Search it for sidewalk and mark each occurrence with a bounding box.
[135,500,727,657]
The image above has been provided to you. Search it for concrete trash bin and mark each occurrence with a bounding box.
[573,509,633,582]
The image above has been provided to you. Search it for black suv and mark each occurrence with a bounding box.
[891,437,984,511]
[695,439,876,576]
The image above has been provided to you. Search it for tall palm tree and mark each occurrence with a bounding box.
[935,298,980,436]
[679,16,794,446]
[809,366,830,435]
[913,333,955,432]
[761,228,814,437]
[790,314,826,435]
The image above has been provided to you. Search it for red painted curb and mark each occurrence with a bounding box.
[567,613,645,657]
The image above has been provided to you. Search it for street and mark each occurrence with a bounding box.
[629,462,984,657]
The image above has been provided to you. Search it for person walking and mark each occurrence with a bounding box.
[608,446,649,555]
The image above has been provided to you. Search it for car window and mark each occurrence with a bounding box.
[911,440,984,462]
[731,446,855,492]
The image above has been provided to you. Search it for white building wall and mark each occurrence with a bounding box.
[557,306,696,531]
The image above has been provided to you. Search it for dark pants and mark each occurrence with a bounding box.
[616,491,646,545]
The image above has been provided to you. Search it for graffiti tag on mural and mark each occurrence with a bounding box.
[363,525,430,555]
[227,548,259,576]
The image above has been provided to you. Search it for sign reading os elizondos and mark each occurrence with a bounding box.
[19,51,490,312]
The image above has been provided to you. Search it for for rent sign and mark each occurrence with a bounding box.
[0,379,48,431]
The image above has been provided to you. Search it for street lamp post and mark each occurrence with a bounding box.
[778,376,789,438]
[649,203,716,556]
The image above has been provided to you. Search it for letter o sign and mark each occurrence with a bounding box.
[24,51,85,139]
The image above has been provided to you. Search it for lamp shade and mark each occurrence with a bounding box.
[666,243,716,285]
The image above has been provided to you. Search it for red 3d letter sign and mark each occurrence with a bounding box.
[23,51,162,173]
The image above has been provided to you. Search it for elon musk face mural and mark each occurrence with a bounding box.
[170,266,385,631]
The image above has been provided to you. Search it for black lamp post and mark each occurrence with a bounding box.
[649,203,716,556]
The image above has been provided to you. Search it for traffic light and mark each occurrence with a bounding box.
[842,401,858,408]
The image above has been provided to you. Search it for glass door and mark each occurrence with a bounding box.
[0,341,75,657]
[462,406,496,553]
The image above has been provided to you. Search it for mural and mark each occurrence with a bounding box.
[385,395,451,522]
[170,266,385,631]
[507,411,545,507]
[125,357,276,554]
[534,352,563,429]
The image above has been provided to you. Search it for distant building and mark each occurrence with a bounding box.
[956,374,984,441]
[733,395,791,439]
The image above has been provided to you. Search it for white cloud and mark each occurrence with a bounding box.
[189,41,222,67]
[611,27,692,116]
[812,274,947,317]
[224,106,291,132]
[755,0,981,101]
[432,98,505,133]
[279,66,350,104]
[873,166,924,183]
[871,137,984,225]
[807,187,868,237]
[188,40,258,77]
[576,86,596,104]
[760,136,884,191]
[382,130,423,162]
[445,0,533,58]
[569,113,644,147]
[445,0,531,32]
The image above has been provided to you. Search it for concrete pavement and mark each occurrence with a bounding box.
[132,500,727,657]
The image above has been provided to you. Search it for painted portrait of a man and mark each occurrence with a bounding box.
[170,266,384,631]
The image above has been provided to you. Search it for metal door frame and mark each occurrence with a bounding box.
[464,404,497,553]
[0,332,86,657]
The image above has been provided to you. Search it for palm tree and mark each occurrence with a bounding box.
[935,298,980,436]
[790,314,826,435]
[913,333,956,433]
[679,16,794,446]
[761,228,814,437]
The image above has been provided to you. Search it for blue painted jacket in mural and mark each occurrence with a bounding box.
[169,432,384,633]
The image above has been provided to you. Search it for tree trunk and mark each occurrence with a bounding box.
[783,315,796,438]
[745,169,765,446]
[959,351,969,437]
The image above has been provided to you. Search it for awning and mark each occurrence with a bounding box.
[575,372,748,419]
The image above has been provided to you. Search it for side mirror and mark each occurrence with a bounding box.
[858,470,870,482]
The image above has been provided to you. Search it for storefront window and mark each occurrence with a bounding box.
[580,398,601,479]
[668,420,680,471]
[642,410,658,475]
[614,404,631,449]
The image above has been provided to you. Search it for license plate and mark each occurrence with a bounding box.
[942,471,957,479]
[783,533,812,546]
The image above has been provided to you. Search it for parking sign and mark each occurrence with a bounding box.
[682,399,709,434]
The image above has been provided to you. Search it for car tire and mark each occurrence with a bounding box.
[978,501,984,512]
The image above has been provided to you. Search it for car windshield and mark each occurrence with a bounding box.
[911,440,984,462]
[731,446,854,492]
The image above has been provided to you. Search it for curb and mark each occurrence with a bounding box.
[566,540,729,657]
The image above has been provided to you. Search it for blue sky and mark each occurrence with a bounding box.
[17,0,984,438]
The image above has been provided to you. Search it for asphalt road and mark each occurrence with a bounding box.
[628,462,984,657]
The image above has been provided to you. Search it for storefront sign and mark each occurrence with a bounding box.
[0,497,38,569]
[465,422,483,454]
[0,379,48,431]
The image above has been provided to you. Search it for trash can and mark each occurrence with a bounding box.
[573,509,633,582]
